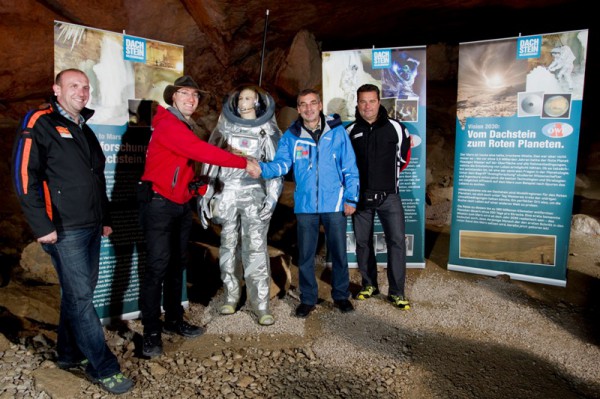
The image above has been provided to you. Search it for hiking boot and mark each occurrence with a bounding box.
[142,331,163,358]
[295,303,315,318]
[163,320,204,338]
[334,299,355,313]
[88,372,133,395]
[388,295,410,310]
[57,358,88,370]
[357,285,379,300]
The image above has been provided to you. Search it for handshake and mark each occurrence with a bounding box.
[245,157,262,178]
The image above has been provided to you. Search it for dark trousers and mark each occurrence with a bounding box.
[139,194,192,334]
[296,212,350,305]
[352,194,407,296]
[43,225,121,379]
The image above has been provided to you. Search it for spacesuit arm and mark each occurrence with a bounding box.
[259,128,295,179]
[258,121,283,221]
[198,125,228,228]
[259,176,283,221]
[202,125,228,180]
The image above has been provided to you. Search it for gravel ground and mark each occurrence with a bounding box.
[1,230,599,398]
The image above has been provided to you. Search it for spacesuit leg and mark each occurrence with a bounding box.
[217,194,244,313]
[562,65,574,90]
[240,188,271,319]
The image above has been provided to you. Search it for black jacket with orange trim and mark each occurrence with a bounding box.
[12,97,111,238]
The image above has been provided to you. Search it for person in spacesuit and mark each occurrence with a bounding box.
[199,85,282,326]
[382,52,420,99]
[548,45,576,91]
[340,63,359,119]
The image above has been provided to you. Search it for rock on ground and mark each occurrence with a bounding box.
[0,230,599,398]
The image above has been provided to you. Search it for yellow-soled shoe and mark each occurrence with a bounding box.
[388,295,410,310]
[357,285,379,300]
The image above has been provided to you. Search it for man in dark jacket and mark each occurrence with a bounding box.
[346,84,412,309]
[12,69,133,394]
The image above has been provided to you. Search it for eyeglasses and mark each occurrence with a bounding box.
[298,100,320,109]
[176,90,200,100]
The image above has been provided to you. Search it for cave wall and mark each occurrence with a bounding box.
[1,0,597,264]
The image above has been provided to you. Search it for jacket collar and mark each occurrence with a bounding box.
[289,112,342,137]
[354,105,388,128]
[167,106,193,130]
[50,96,95,124]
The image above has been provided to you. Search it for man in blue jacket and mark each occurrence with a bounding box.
[248,89,360,318]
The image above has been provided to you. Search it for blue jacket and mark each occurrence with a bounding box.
[260,114,359,214]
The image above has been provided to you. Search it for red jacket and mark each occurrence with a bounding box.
[141,106,247,204]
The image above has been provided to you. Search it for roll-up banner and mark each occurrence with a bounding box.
[322,46,427,268]
[448,30,588,286]
[54,21,185,321]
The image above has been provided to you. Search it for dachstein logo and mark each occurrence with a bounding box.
[516,36,541,59]
[372,49,391,69]
[124,35,146,62]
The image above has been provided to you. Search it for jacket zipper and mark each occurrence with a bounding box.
[315,141,319,212]
[172,166,179,190]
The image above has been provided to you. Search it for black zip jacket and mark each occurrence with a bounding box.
[12,98,111,238]
[346,105,411,195]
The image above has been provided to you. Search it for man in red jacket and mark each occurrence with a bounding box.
[139,75,257,357]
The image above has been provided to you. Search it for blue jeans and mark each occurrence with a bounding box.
[352,193,407,296]
[139,194,192,333]
[43,226,121,379]
[296,212,350,305]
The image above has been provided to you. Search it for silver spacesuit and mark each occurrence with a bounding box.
[199,86,282,325]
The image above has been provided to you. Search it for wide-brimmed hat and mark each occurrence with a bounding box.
[163,75,201,105]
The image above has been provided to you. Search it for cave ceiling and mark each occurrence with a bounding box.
[0,0,594,120]
[178,0,590,50]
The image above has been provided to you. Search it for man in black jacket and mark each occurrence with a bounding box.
[346,84,412,309]
[12,69,133,394]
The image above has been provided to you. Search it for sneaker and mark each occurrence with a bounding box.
[163,320,204,338]
[142,331,163,358]
[334,299,355,313]
[388,295,410,310]
[357,285,379,300]
[57,358,88,370]
[295,303,315,318]
[89,372,133,395]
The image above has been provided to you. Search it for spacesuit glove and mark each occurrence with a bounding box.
[197,198,209,229]
[258,199,276,221]
[198,184,215,229]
